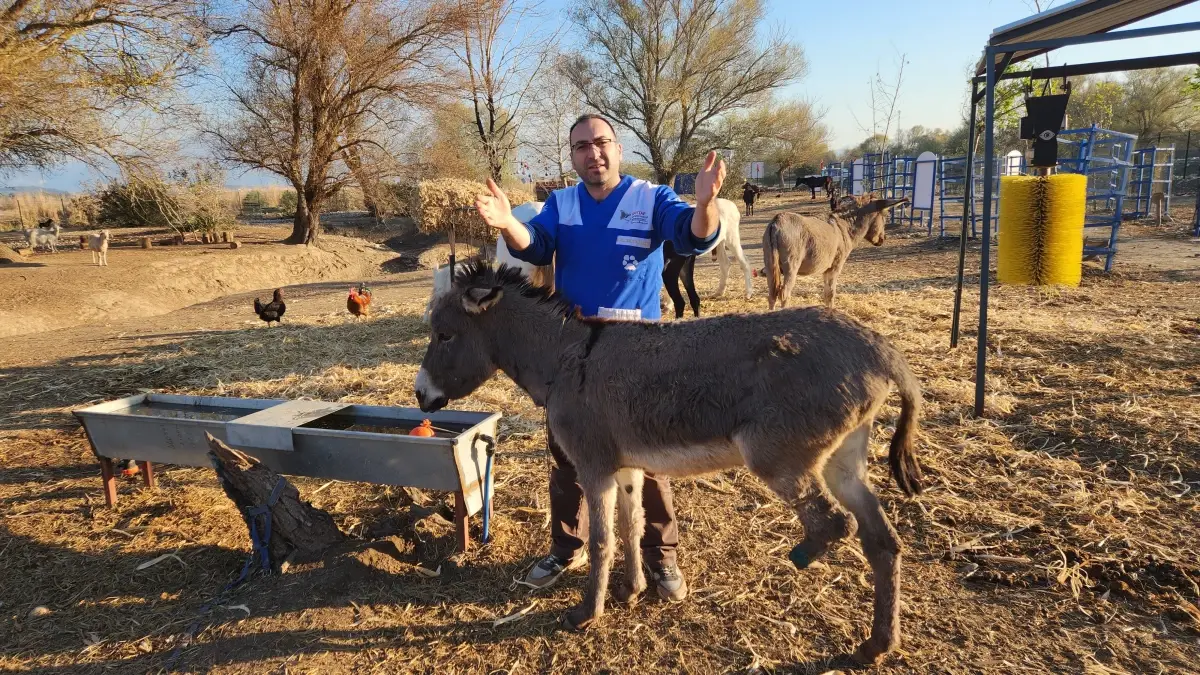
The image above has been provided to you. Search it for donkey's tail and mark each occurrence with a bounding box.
[886,349,924,497]
[763,218,783,302]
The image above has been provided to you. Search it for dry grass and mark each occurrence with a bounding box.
[0,192,68,230]
[0,197,1198,673]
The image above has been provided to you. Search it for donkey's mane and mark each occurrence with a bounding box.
[453,258,576,318]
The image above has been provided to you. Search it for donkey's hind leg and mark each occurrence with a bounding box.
[741,438,856,569]
[730,236,754,300]
[779,259,801,309]
[662,253,688,319]
[714,242,730,298]
[613,468,647,604]
[682,255,701,317]
[564,472,619,631]
[824,423,903,664]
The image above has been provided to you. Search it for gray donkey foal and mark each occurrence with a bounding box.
[763,197,908,309]
[415,262,923,665]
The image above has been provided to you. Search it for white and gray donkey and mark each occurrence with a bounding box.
[415,262,924,665]
[712,197,754,300]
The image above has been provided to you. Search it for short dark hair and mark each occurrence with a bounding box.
[569,114,617,140]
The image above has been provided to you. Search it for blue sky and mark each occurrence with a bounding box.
[8,0,1200,190]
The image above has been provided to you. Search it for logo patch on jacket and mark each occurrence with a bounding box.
[622,254,638,271]
[623,210,649,227]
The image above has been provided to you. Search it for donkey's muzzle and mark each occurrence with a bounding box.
[417,394,447,413]
[414,367,449,412]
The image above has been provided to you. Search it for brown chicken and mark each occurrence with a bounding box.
[347,283,372,319]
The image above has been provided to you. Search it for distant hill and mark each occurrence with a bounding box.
[0,185,72,195]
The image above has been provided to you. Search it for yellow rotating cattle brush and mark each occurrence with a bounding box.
[997,174,1087,286]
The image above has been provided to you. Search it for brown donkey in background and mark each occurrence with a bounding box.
[763,197,908,309]
[415,262,924,665]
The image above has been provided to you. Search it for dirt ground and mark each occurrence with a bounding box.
[0,196,1198,674]
[0,224,401,338]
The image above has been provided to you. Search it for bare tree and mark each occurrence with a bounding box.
[0,0,208,173]
[564,0,804,186]
[400,100,494,181]
[852,51,908,155]
[457,0,559,183]
[208,0,472,244]
[521,53,584,182]
[710,97,829,184]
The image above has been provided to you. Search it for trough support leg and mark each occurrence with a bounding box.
[453,490,470,553]
[99,457,117,507]
[138,461,156,489]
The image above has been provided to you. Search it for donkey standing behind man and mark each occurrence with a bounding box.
[763,197,908,310]
[416,261,924,665]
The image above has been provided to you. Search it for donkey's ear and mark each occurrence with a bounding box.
[462,286,504,314]
[871,198,909,212]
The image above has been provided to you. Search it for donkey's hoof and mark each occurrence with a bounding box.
[561,606,599,632]
[788,542,829,570]
[851,637,894,665]
[613,581,645,605]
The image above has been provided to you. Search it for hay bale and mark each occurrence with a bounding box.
[417,242,488,270]
[230,240,241,249]
[397,179,534,240]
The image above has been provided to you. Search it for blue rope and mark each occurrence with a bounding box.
[478,434,496,544]
[245,477,287,575]
[164,476,286,669]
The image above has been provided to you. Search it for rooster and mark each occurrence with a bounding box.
[254,288,286,326]
[347,283,372,319]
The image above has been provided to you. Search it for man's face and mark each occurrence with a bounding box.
[570,118,622,187]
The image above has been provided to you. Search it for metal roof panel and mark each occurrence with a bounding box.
[977,0,1199,75]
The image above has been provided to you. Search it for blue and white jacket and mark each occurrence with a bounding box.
[510,175,721,320]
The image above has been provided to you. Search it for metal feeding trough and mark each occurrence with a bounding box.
[74,393,500,550]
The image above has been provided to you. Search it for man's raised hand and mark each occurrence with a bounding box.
[476,178,514,231]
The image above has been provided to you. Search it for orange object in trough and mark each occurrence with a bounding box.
[410,419,436,437]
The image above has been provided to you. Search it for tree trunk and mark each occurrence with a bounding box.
[286,193,320,244]
[205,433,343,569]
[342,147,380,220]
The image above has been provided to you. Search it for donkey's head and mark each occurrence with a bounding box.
[415,261,560,412]
[846,197,908,246]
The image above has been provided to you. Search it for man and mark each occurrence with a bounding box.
[474,113,726,601]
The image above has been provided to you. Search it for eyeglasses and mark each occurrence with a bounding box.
[571,137,615,154]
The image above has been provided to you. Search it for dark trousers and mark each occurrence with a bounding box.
[547,422,678,567]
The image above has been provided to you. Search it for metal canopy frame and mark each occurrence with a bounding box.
[953,4,1200,417]
[978,0,1200,74]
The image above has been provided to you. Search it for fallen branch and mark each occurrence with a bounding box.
[205,433,344,570]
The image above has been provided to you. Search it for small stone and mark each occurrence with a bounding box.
[27,605,52,618]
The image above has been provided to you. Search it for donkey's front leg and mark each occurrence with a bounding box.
[822,255,848,308]
[563,473,619,630]
[613,468,646,604]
